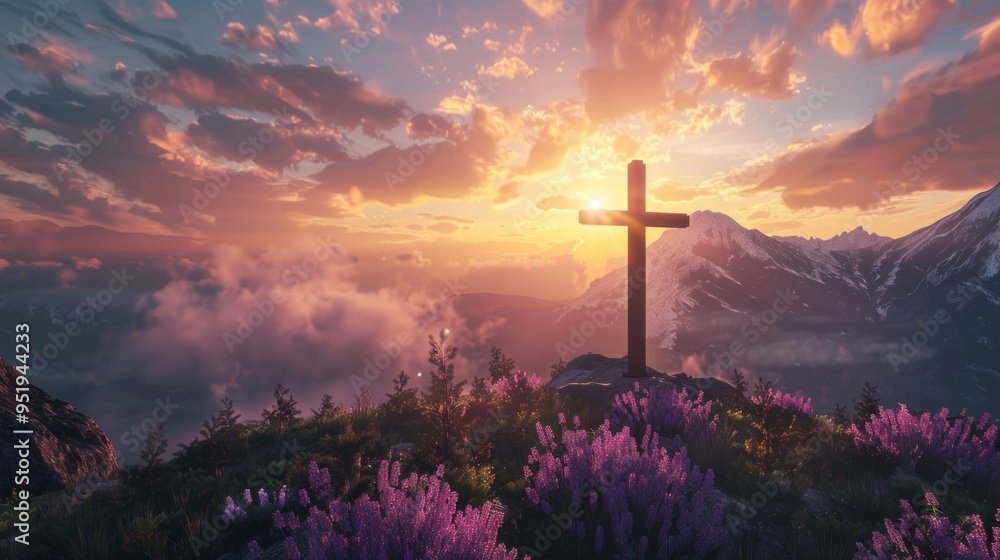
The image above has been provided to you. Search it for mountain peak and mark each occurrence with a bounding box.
[690,210,743,229]
[776,224,890,252]
[962,181,1000,220]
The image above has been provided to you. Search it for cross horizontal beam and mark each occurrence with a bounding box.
[579,209,690,229]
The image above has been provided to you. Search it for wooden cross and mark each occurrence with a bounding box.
[579,160,689,378]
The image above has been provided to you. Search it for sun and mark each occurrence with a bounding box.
[588,199,601,209]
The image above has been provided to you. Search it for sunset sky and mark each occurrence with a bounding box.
[2,0,999,300]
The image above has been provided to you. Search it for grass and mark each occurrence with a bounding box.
[1,372,998,559]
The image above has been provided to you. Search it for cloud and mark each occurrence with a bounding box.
[698,41,802,99]
[520,0,563,19]
[613,135,641,163]
[310,106,512,206]
[519,99,590,175]
[185,112,348,172]
[752,25,1000,208]
[783,0,836,27]
[822,0,955,58]
[579,0,700,122]
[650,181,704,203]
[94,241,467,443]
[11,43,81,77]
[417,213,474,223]
[461,254,588,299]
[492,181,522,205]
[679,99,745,134]
[426,33,457,50]
[407,113,457,138]
[819,20,863,57]
[396,250,431,266]
[479,56,534,80]
[427,222,460,234]
[537,195,587,210]
[152,0,178,20]
[221,22,290,53]
[137,53,409,130]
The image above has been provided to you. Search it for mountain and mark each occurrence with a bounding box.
[0,357,120,497]
[775,226,891,253]
[559,184,1000,416]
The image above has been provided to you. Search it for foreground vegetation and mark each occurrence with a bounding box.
[2,335,999,559]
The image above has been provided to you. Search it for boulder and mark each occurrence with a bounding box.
[549,353,735,405]
[0,356,119,496]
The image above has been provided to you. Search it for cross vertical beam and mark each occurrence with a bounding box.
[627,161,647,378]
[578,159,690,378]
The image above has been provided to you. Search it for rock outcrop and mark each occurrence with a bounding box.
[550,353,734,405]
[0,356,119,496]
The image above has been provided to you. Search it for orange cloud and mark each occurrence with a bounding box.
[822,0,954,57]
[479,56,534,80]
[222,22,287,53]
[152,0,178,20]
[579,0,700,122]
[699,41,802,98]
[752,26,1000,208]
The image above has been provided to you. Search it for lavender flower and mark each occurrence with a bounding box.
[491,370,545,400]
[750,387,813,415]
[609,383,719,441]
[523,417,728,558]
[856,493,1000,559]
[850,405,1000,482]
[239,460,519,559]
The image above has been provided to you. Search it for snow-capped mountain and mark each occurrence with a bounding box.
[560,183,1000,415]
[776,226,891,253]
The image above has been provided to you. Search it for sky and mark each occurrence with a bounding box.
[1,0,999,299]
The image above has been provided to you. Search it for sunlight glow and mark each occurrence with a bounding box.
[589,199,601,209]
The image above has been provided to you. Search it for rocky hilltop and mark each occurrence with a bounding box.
[0,356,119,496]
[550,353,734,405]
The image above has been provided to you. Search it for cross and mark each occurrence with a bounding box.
[579,160,689,378]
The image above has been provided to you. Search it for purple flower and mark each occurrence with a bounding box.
[237,460,518,559]
[523,420,727,558]
[857,493,1000,559]
[609,383,720,442]
[491,369,545,401]
[750,387,813,415]
[850,405,1000,482]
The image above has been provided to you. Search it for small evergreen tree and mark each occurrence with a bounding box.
[355,388,373,413]
[730,369,748,396]
[384,370,419,426]
[312,394,338,422]
[262,383,301,439]
[833,403,850,425]
[423,334,468,466]
[216,397,241,430]
[549,358,568,378]
[138,423,168,490]
[487,345,516,383]
[141,423,168,469]
[853,382,880,426]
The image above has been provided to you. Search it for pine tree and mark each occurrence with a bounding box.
[138,423,168,489]
[487,345,516,383]
[384,370,419,425]
[833,403,850,425]
[853,382,881,426]
[424,334,468,465]
[262,384,301,439]
[550,358,568,378]
[141,423,168,468]
[217,397,241,430]
[312,394,338,421]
